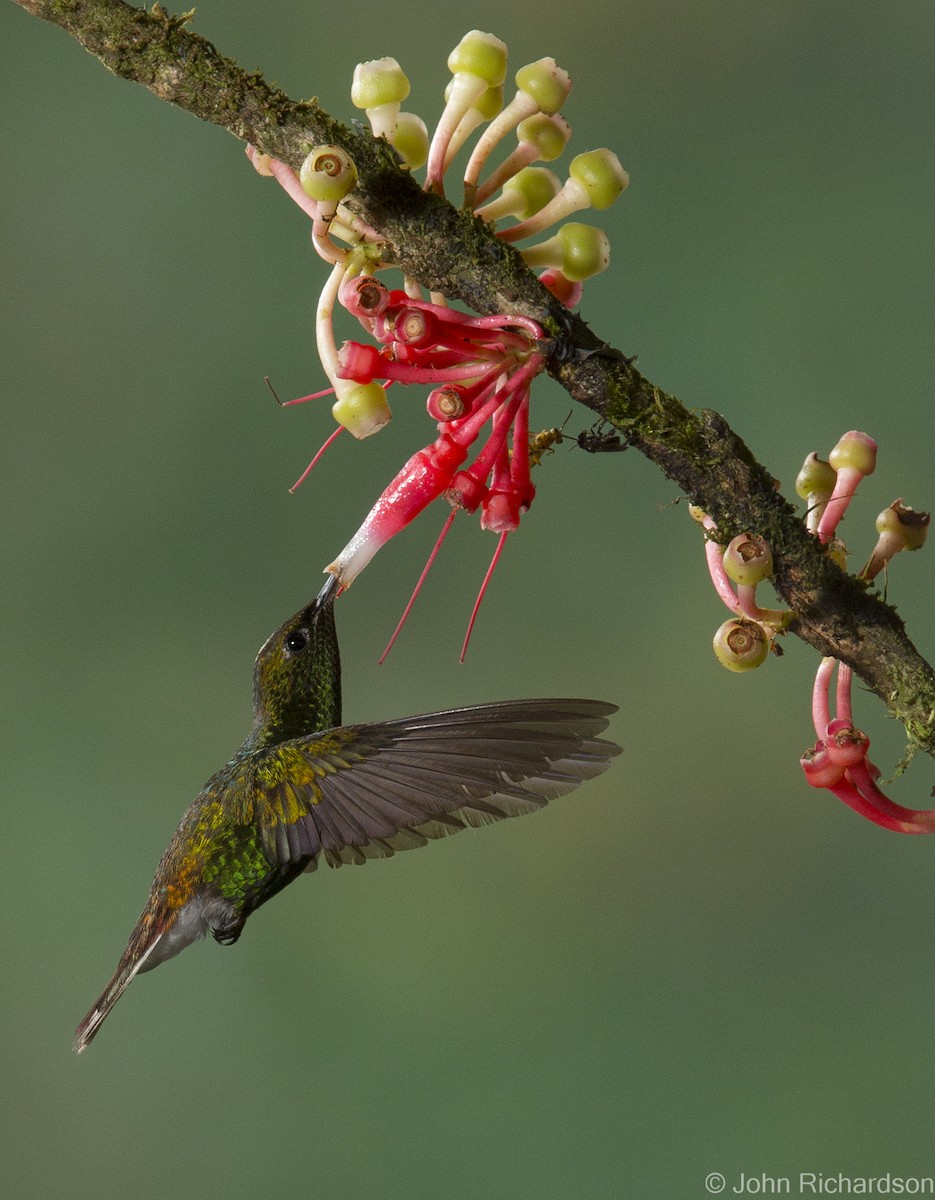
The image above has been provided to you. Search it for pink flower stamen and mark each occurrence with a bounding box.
[281,386,337,407]
[378,508,458,665]
[460,531,509,663]
[288,424,344,494]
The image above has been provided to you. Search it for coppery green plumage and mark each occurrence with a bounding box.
[75,577,620,1052]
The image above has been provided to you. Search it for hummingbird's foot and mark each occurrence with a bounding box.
[211,919,245,948]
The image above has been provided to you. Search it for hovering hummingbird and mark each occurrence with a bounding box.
[75,576,620,1052]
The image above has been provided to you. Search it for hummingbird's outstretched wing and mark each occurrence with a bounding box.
[249,699,621,870]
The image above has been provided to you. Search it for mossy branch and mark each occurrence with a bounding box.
[11,0,935,756]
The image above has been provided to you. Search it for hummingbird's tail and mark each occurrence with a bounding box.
[73,929,164,1054]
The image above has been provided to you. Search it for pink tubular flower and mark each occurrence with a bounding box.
[802,657,935,834]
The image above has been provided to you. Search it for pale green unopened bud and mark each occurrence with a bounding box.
[299,146,358,205]
[351,57,410,110]
[568,149,629,210]
[795,452,836,502]
[391,112,429,170]
[712,619,770,673]
[829,430,877,478]
[333,382,392,439]
[723,534,773,587]
[448,31,509,87]
[514,57,572,114]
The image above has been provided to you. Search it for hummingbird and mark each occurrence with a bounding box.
[74,575,620,1052]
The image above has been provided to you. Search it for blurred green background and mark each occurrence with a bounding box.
[2,1,935,1196]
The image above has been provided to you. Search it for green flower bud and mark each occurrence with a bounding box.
[391,112,429,170]
[520,222,611,281]
[474,167,561,224]
[299,146,358,205]
[795,451,836,502]
[829,430,877,478]
[516,112,571,161]
[712,619,770,673]
[448,30,509,87]
[351,57,410,110]
[860,499,931,580]
[722,534,773,587]
[876,499,930,551]
[568,149,629,210]
[514,57,572,115]
[473,83,504,121]
[332,382,392,439]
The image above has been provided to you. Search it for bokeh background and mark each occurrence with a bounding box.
[2,1,935,1196]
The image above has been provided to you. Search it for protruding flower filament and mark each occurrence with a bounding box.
[378,508,459,664]
[460,530,510,662]
[288,424,344,494]
[712,619,770,672]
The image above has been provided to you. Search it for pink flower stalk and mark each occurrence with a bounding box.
[698,515,788,631]
[802,655,935,834]
[815,431,877,545]
[538,268,583,307]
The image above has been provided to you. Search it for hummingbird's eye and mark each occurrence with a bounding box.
[284,629,309,655]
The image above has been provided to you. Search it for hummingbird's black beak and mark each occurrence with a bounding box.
[315,573,340,610]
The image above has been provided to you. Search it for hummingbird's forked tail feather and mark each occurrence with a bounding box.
[73,931,164,1054]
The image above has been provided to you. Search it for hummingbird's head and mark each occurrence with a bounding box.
[250,574,342,744]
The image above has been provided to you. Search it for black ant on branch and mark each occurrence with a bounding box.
[527,413,626,467]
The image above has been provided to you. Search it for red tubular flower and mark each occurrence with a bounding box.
[803,657,935,834]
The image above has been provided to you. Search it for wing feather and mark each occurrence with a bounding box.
[251,699,620,872]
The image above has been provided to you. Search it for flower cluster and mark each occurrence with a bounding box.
[695,430,932,834]
[798,432,931,832]
[247,30,628,655]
